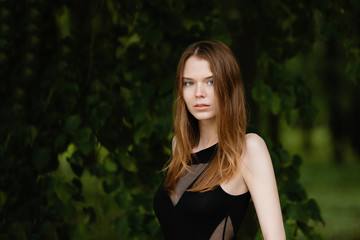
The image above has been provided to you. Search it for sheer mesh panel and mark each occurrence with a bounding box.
[209,216,234,240]
[169,163,208,206]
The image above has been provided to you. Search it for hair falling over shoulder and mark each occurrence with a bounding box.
[164,40,247,194]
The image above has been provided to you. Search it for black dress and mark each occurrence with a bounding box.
[153,144,251,240]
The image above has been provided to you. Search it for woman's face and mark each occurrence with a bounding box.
[182,56,218,123]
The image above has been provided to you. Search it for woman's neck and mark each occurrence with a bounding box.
[195,119,218,151]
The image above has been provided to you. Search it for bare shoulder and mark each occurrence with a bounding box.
[242,133,272,172]
[245,133,268,156]
[245,133,266,148]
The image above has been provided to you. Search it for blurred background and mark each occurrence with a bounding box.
[0,0,359,239]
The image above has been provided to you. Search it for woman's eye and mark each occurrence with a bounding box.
[185,82,194,86]
[208,80,214,85]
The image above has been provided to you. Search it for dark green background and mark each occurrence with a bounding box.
[1,0,359,239]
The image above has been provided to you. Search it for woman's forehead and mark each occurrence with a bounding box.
[183,56,213,79]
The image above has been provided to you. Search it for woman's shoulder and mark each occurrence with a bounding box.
[242,133,272,169]
[245,133,267,150]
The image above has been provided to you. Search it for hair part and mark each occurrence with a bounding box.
[164,40,247,193]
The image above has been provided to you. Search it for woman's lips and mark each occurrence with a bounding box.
[194,104,210,110]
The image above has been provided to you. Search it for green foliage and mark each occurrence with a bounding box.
[1,0,358,239]
[269,141,324,239]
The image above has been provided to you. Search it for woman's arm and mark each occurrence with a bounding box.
[241,133,286,240]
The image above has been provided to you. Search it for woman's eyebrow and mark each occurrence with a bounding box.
[182,75,213,80]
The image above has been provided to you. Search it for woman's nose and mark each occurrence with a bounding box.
[195,84,205,98]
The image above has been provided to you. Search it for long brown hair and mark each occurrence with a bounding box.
[164,40,247,193]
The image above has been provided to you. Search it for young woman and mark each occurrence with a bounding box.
[153,40,285,240]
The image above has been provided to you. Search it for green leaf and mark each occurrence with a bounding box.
[282,180,307,201]
[106,74,120,86]
[105,159,117,172]
[86,93,101,105]
[64,115,81,134]
[103,175,123,194]
[114,191,130,209]
[115,216,130,237]
[100,195,117,214]
[38,221,53,236]
[120,87,133,107]
[145,219,161,237]
[54,182,74,204]
[271,93,282,115]
[118,152,137,173]
[33,148,51,172]
[284,222,297,239]
[26,125,38,145]
[251,82,273,104]
[74,127,93,155]
[304,199,324,224]
[287,202,310,223]
[133,124,153,145]
[54,133,67,151]
[55,6,71,38]
[69,225,84,240]
[300,104,318,125]
[83,207,96,224]
[118,33,141,52]
[298,221,315,239]
[292,154,302,167]
[76,128,92,142]
[285,108,299,126]
[279,149,292,166]
[96,144,110,163]
[68,152,84,177]
[91,101,112,122]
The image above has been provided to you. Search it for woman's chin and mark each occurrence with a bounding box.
[192,114,216,122]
